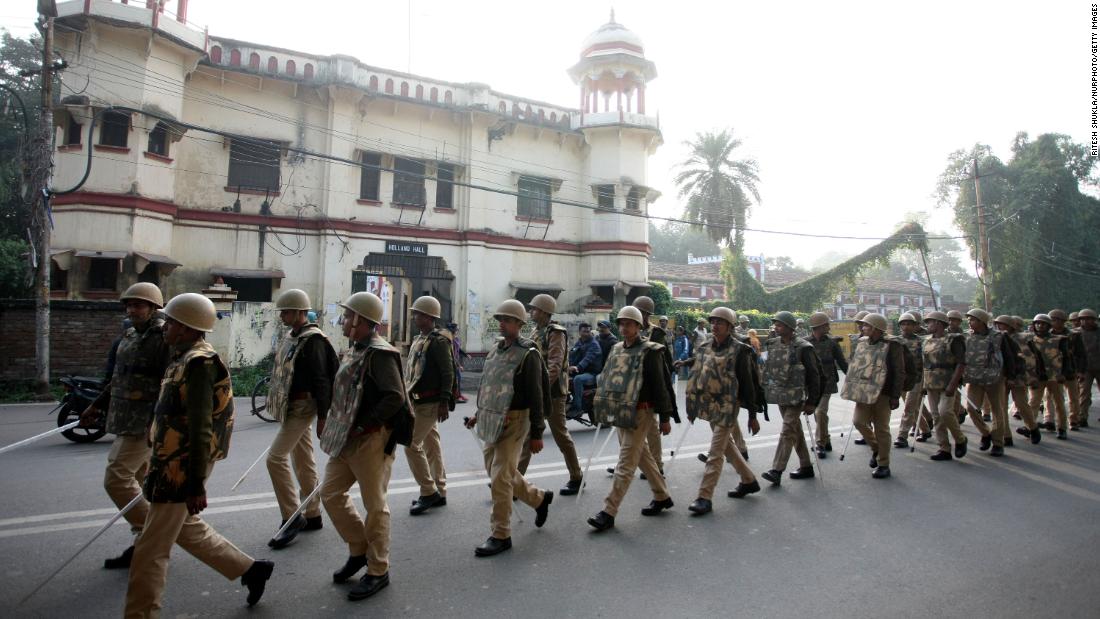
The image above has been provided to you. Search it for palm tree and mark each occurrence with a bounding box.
[674,129,761,255]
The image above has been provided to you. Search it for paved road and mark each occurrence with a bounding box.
[2,385,1099,618]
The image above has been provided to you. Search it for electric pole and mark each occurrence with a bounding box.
[973,158,992,313]
[27,14,55,397]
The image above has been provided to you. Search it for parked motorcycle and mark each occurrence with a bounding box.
[51,375,107,443]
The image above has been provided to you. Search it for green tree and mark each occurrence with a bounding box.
[648,281,672,316]
[0,30,41,241]
[936,133,1100,313]
[674,129,760,255]
[648,221,721,263]
[0,237,30,298]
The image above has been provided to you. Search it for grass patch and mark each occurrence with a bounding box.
[0,381,66,404]
[231,353,274,397]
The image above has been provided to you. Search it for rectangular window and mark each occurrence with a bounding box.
[596,184,615,210]
[393,157,426,206]
[518,176,552,220]
[227,137,281,192]
[222,277,273,302]
[436,163,454,209]
[65,116,82,145]
[359,152,381,201]
[626,186,644,210]
[137,262,160,287]
[50,261,68,291]
[147,122,169,157]
[86,258,118,291]
[99,110,130,147]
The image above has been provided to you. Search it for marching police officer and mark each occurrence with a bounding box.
[841,313,904,478]
[921,311,969,460]
[81,282,169,570]
[895,312,932,447]
[807,311,847,457]
[405,295,454,516]
[677,307,763,515]
[1071,308,1099,427]
[1029,313,1070,439]
[588,306,675,531]
[519,294,584,496]
[736,314,751,338]
[266,289,337,549]
[1048,309,1083,431]
[631,295,679,475]
[946,309,967,422]
[962,309,1020,457]
[465,300,553,556]
[125,293,272,617]
[761,311,822,485]
[320,292,414,601]
[993,314,1044,446]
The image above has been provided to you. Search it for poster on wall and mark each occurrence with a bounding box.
[365,275,393,336]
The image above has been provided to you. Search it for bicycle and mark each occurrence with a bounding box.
[250,376,277,423]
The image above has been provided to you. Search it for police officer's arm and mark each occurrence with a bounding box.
[642,348,673,425]
[1059,338,1072,379]
[297,336,335,420]
[428,335,455,407]
[883,341,905,400]
[355,352,406,426]
[734,345,758,424]
[1001,335,1021,381]
[1071,333,1087,376]
[184,358,217,500]
[545,329,567,386]
[519,350,547,440]
[799,346,823,408]
[833,339,849,374]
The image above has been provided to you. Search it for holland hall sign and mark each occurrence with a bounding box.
[385,241,428,255]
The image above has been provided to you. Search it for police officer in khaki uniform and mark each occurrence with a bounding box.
[945,310,967,423]
[632,295,679,475]
[993,314,1044,446]
[588,306,675,531]
[676,307,763,515]
[320,292,414,601]
[464,300,553,556]
[921,311,969,460]
[841,313,904,479]
[1071,308,1100,427]
[518,294,583,495]
[1046,309,1082,431]
[807,312,847,457]
[266,289,337,549]
[761,311,823,485]
[405,295,454,516]
[895,313,932,447]
[81,282,169,569]
[125,293,272,617]
[962,309,1020,457]
[1029,313,1070,439]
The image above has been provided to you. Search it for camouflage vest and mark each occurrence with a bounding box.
[268,324,327,422]
[964,330,1004,386]
[475,338,536,443]
[321,335,404,457]
[405,328,446,390]
[1009,332,1040,384]
[595,340,661,429]
[146,340,234,503]
[763,337,810,407]
[922,334,961,391]
[686,337,740,426]
[899,333,925,376]
[841,336,890,404]
[811,335,841,393]
[536,322,569,396]
[1080,329,1100,372]
[1033,333,1065,378]
[107,318,167,436]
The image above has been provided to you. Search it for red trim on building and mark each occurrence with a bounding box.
[142,151,174,164]
[355,199,382,206]
[93,144,131,154]
[57,144,84,152]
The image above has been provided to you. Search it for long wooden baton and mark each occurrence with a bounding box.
[839,419,856,461]
[271,483,323,540]
[19,493,143,606]
[231,445,272,491]
[578,425,615,499]
[662,419,694,477]
[804,414,824,486]
[0,421,80,456]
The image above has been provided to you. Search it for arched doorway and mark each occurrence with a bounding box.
[352,252,455,345]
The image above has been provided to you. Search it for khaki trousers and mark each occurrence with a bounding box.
[405,401,447,497]
[1032,380,1067,429]
[604,413,670,517]
[266,399,320,520]
[321,430,393,576]
[483,409,544,539]
[1004,382,1039,434]
[926,389,967,452]
[1079,371,1099,422]
[125,469,252,619]
[104,434,151,535]
[898,382,933,437]
[698,420,755,500]
[1049,377,1080,425]
[771,405,811,472]
[645,417,665,470]
[518,396,582,481]
[854,393,893,467]
[814,393,832,447]
[966,381,1006,447]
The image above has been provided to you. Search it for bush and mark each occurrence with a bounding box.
[230,352,274,396]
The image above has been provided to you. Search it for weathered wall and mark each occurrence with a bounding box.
[0,300,125,381]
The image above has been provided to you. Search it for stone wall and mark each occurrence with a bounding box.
[0,300,125,381]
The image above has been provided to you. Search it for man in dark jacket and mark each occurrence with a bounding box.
[568,322,603,415]
[596,320,618,371]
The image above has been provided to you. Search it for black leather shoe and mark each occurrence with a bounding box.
[535,491,553,528]
[958,413,967,425]
[688,498,713,515]
[1057,429,1068,440]
[1070,423,1081,431]
[872,466,891,479]
[761,469,782,486]
[991,445,1004,457]
[1015,426,1032,438]
[640,497,674,516]
[1044,421,1056,431]
[587,511,614,531]
[854,438,867,445]
[869,454,878,469]
[1080,420,1090,428]
[728,480,761,498]
[409,491,443,516]
[474,537,512,557]
[741,449,750,461]
[1030,427,1041,444]
[930,450,952,461]
[348,572,389,601]
[979,434,992,451]
[606,467,616,475]
[916,432,932,443]
[789,466,815,480]
[1004,437,1014,447]
[242,559,274,607]
[894,437,909,448]
[333,555,367,583]
[268,514,306,549]
[824,441,833,452]
[559,479,582,496]
[954,440,968,459]
[697,453,708,463]
[104,545,134,570]
[303,515,323,531]
[815,446,827,459]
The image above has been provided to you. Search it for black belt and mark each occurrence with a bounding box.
[927,363,954,370]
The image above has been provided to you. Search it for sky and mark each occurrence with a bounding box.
[1,1,1092,270]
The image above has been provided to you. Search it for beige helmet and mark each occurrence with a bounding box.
[340,291,384,325]
[493,299,527,323]
[965,308,991,326]
[1079,308,1098,319]
[853,310,869,323]
[528,293,557,315]
[411,295,441,319]
[275,288,311,311]
[739,315,749,324]
[1032,313,1052,325]
[807,312,830,328]
[1049,309,1068,321]
[120,282,164,308]
[163,293,216,332]
[898,312,917,325]
[632,296,655,314]
[1069,311,1080,321]
[924,310,949,325]
[993,314,1015,330]
[772,311,797,330]
[864,313,889,333]
[946,309,964,321]
[910,310,923,323]
[616,305,644,326]
[1012,316,1025,331]
[708,306,737,327]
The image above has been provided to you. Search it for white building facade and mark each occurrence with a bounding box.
[48,1,662,357]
